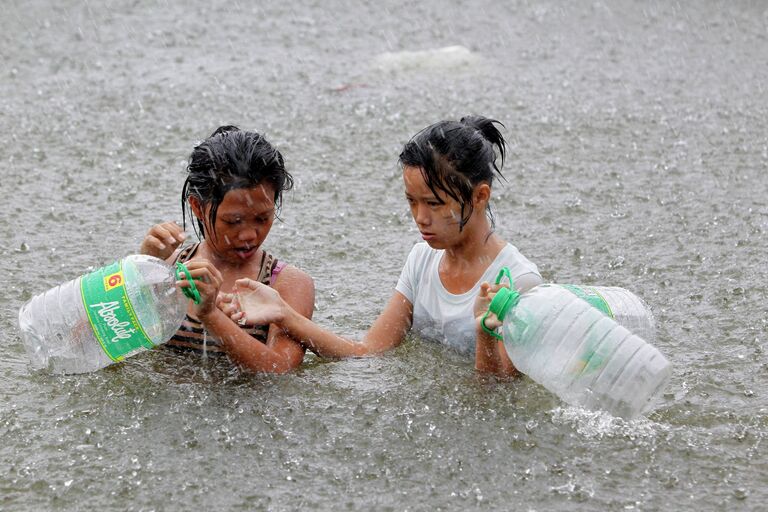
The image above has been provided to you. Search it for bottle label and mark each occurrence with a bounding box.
[80,260,154,362]
[560,285,614,318]
[560,286,612,375]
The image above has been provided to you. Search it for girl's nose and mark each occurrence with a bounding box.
[238,226,259,241]
[414,204,430,226]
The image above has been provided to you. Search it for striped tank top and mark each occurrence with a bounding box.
[166,243,285,354]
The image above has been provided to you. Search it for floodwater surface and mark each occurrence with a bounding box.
[1,1,767,510]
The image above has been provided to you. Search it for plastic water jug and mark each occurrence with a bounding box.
[483,270,671,419]
[18,255,198,374]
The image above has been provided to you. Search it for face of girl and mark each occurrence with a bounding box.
[403,165,466,249]
[192,184,276,264]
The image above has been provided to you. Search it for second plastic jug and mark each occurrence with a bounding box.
[483,271,671,419]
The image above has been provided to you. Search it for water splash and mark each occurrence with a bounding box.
[550,405,666,442]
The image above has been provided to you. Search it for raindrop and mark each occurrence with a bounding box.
[608,255,625,269]
[733,488,748,500]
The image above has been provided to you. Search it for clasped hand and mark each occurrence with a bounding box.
[474,281,508,332]
[175,260,223,319]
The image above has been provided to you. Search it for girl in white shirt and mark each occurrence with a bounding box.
[223,116,542,376]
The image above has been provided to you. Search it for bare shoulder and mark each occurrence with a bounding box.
[273,264,314,291]
[272,265,315,318]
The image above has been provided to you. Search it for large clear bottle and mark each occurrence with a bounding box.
[558,285,656,341]
[500,284,671,419]
[18,255,187,374]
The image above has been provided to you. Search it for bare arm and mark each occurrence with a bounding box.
[190,263,314,373]
[475,330,520,377]
[230,279,413,358]
[474,272,543,377]
[474,282,519,377]
[217,267,314,372]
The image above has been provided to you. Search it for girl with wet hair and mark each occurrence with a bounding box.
[140,126,314,373]
[223,116,541,376]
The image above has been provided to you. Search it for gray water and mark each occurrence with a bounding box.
[2,0,767,510]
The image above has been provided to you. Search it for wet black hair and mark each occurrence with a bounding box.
[398,115,506,230]
[181,125,294,239]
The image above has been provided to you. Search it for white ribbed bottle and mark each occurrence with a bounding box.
[493,283,671,419]
[18,255,188,374]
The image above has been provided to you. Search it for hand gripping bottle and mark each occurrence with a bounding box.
[481,269,671,419]
[557,284,656,341]
[18,255,200,374]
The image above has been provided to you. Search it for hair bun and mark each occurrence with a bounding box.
[460,116,506,168]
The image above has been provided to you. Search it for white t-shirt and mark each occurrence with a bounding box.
[396,242,541,355]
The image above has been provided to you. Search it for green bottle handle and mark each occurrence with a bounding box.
[480,267,520,340]
[175,262,201,304]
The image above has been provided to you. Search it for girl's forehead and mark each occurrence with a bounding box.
[220,185,275,209]
[402,166,429,189]
[403,165,448,199]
